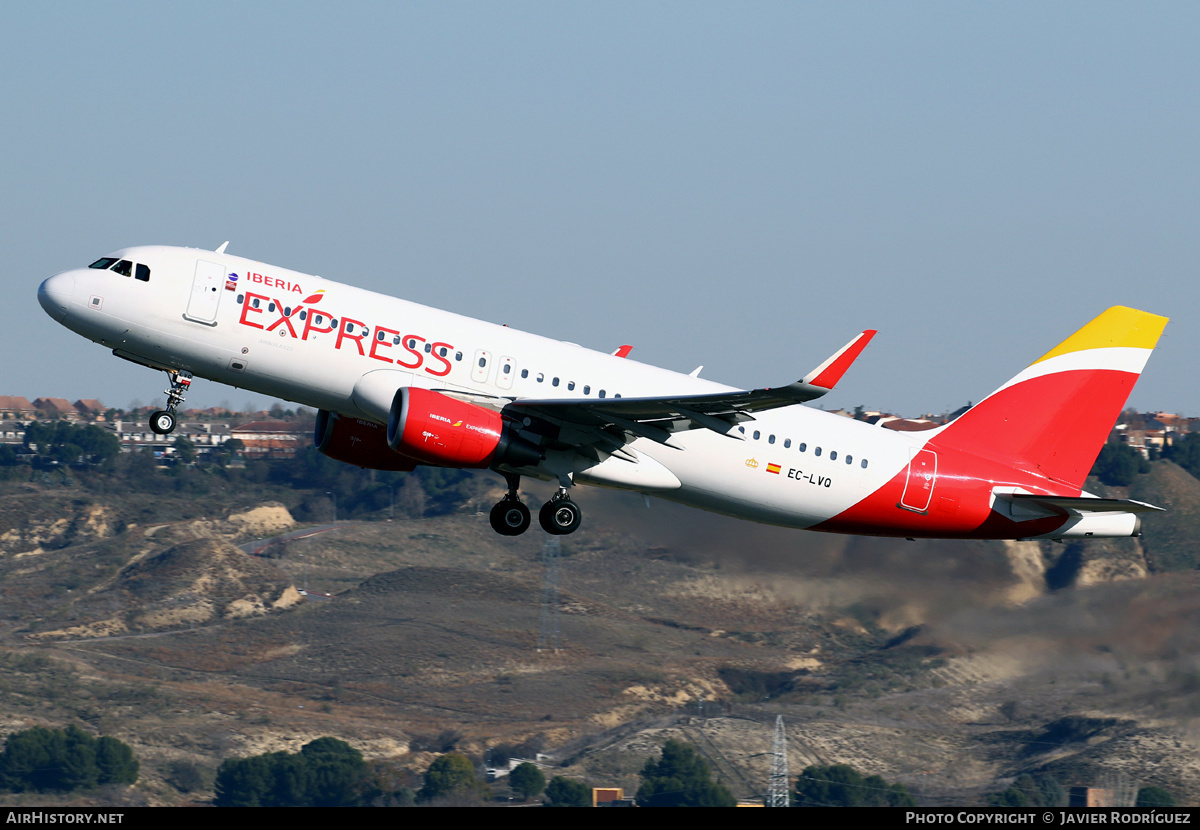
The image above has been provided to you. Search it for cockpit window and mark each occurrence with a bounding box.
[112,260,133,277]
[135,263,150,282]
[89,257,118,270]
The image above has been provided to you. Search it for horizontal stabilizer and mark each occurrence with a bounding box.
[1004,493,1164,515]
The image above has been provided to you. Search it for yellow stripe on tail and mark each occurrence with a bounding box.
[1034,306,1169,364]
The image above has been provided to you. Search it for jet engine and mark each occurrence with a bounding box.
[314,409,419,471]
[387,387,541,469]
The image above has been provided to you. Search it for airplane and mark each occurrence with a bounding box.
[37,244,1168,541]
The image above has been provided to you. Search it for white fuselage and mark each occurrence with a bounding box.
[37,245,929,530]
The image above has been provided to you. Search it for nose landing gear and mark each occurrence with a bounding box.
[149,370,192,435]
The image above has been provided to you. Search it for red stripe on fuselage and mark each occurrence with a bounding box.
[813,445,1070,539]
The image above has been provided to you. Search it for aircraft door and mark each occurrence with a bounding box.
[471,349,493,384]
[899,448,938,513]
[185,260,225,324]
[496,356,516,390]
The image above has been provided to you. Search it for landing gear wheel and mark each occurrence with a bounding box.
[539,498,582,535]
[490,499,531,536]
[150,410,177,435]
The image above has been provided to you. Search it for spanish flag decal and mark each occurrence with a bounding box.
[767,463,781,474]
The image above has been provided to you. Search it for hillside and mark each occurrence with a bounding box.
[0,465,1196,806]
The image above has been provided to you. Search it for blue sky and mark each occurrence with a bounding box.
[5,2,1197,415]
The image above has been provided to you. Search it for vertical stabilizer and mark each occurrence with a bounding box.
[934,307,1168,490]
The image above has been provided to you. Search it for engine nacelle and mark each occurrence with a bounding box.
[387,387,541,469]
[314,409,418,471]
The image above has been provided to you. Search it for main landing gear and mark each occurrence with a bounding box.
[488,475,582,536]
[149,370,192,435]
[539,490,582,535]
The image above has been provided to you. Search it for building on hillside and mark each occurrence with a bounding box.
[32,398,80,421]
[231,420,310,458]
[73,399,106,419]
[0,396,37,420]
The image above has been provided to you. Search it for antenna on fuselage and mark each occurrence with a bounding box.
[215,241,230,254]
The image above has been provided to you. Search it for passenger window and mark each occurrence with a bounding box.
[456,352,463,361]
[252,297,261,309]
[135,263,150,282]
[861,459,869,469]
[768,435,775,444]
[299,311,307,320]
[503,364,512,374]
[480,357,488,368]
[583,386,590,395]
[536,373,544,382]
[112,260,133,277]
[814,447,822,457]
[377,331,386,342]
[236,294,244,303]
[521,369,529,379]
[392,335,401,345]
[268,302,276,313]
[738,426,745,434]
[568,381,575,391]
[753,430,760,440]
[614,393,621,398]
[424,342,432,353]
[552,377,559,387]
[784,438,791,448]
[439,347,448,357]
[407,339,416,348]
[799,443,807,452]
[599,390,606,398]
[284,307,291,316]
[846,455,853,465]
[830,451,837,461]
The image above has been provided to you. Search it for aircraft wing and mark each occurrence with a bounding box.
[502,330,876,451]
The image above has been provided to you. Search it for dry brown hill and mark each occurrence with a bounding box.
[0,472,1197,806]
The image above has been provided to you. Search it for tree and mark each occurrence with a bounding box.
[1090,441,1149,486]
[0,725,137,793]
[1136,786,1177,808]
[419,753,482,803]
[172,436,197,465]
[214,754,274,807]
[300,738,367,807]
[795,763,915,808]
[986,773,1066,808]
[96,736,139,785]
[1164,433,1200,479]
[213,737,370,807]
[636,739,735,808]
[544,776,590,807]
[509,762,545,801]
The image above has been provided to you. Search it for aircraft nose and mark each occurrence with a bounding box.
[37,272,75,321]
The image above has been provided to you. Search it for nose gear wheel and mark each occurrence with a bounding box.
[148,370,192,435]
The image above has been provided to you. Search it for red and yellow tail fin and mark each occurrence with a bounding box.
[934,307,1168,490]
